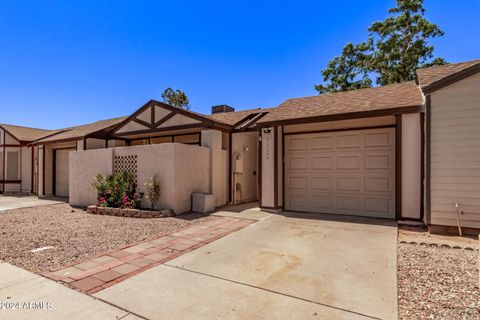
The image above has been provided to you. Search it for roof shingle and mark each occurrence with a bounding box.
[0,124,58,142]
[416,59,480,90]
[33,117,127,143]
[258,81,423,125]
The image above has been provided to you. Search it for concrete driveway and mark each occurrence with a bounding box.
[0,195,66,212]
[95,208,398,320]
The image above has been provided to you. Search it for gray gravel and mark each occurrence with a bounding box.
[398,241,479,319]
[0,203,214,273]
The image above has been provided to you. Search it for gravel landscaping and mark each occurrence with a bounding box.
[0,203,214,274]
[398,228,479,319]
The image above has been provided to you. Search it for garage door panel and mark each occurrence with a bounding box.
[336,133,362,149]
[288,156,308,170]
[365,198,394,217]
[336,155,362,170]
[288,176,308,190]
[288,193,308,211]
[365,131,392,147]
[285,128,395,219]
[310,176,333,191]
[364,153,392,170]
[288,137,308,151]
[336,175,362,192]
[335,196,363,212]
[309,194,334,211]
[310,136,333,150]
[365,175,393,192]
[310,156,333,170]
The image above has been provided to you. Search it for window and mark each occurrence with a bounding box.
[130,139,150,146]
[173,134,200,145]
[151,136,173,144]
[7,151,19,180]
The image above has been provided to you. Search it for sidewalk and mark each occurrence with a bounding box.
[0,261,142,320]
[44,216,254,294]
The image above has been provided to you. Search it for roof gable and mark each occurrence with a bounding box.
[111,100,231,137]
[416,59,480,94]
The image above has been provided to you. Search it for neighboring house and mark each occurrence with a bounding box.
[0,124,59,193]
[1,58,479,233]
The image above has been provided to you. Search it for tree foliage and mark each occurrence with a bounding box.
[315,0,446,94]
[161,87,191,110]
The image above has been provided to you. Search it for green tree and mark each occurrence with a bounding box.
[161,87,191,110]
[315,0,446,94]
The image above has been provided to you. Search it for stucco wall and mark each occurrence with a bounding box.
[69,148,114,206]
[232,132,258,203]
[69,143,210,214]
[401,113,422,219]
[201,130,228,207]
[429,72,480,228]
[260,128,275,208]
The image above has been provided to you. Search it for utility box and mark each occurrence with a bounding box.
[192,193,216,214]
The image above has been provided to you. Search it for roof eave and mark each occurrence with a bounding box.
[256,105,424,128]
[421,63,480,95]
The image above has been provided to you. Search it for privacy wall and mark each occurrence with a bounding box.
[69,143,210,214]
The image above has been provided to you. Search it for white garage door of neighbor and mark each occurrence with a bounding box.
[55,149,72,197]
[285,128,395,219]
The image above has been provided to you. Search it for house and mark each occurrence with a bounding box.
[1,58,479,233]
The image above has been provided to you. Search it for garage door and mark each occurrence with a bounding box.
[285,128,395,219]
[55,149,72,197]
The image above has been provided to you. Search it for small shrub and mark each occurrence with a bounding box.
[144,176,160,210]
[92,172,140,209]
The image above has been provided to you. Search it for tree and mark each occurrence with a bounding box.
[315,0,446,94]
[161,88,191,110]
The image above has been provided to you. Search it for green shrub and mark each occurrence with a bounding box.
[144,176,160,210]
[92,172,140,209]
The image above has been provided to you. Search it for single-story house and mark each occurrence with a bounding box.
[1,58,479,233]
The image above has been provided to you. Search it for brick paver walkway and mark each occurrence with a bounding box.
[43,216,255,294]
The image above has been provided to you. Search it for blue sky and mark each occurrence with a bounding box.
[0,0,479,129]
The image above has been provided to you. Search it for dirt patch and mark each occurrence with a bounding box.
[398,228,479,319]
[0,203,214,273]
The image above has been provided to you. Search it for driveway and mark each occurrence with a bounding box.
[94,207,398,320]
[0,195,66,212]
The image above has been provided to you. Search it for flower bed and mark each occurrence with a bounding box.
[87,205,174,219]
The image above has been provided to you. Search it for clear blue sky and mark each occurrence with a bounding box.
[0,0,479,129]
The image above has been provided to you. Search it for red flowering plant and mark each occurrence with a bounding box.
[92,172,141,209]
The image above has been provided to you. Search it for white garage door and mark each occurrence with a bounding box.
[285,128,395,219]
[55,149,72,197]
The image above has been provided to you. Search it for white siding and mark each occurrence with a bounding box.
[430,72,480,228]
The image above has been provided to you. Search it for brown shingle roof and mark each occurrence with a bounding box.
[416,59,480,91]
[33,116,127,144]
[258,81,423,125]
[209,108,268,125]
[0,124,59,142]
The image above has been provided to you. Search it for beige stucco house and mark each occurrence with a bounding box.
[1,58,479,233]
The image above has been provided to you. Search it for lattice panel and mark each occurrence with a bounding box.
[114,155,138,184]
